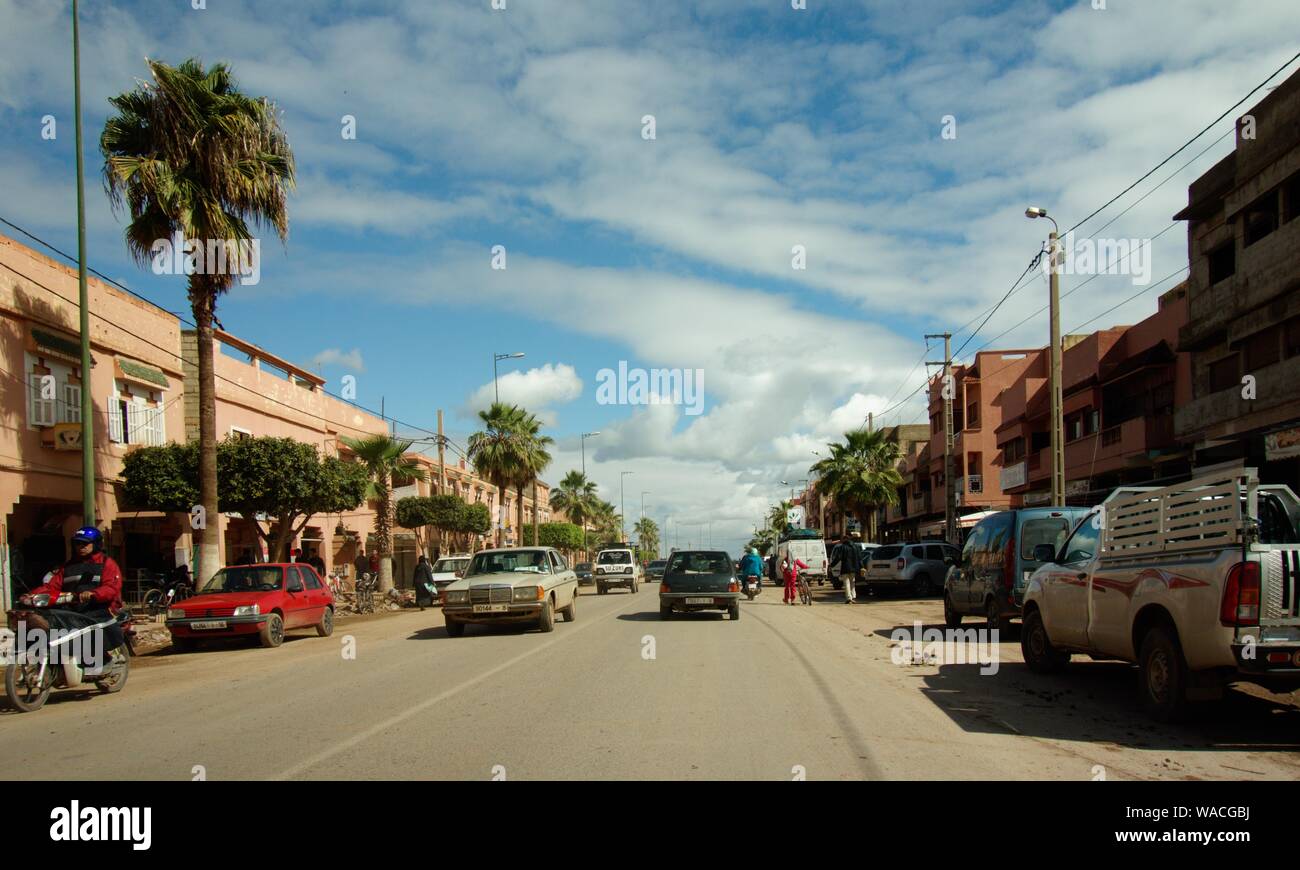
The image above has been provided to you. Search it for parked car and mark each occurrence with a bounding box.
[776,534,829,584]
[943,507,1090,629]
[1022,471,1300,720]
[575,562,594,586]
[863,541,959,596]
[166,563,334,650]
[595,547,639,594]
[430,554,472,598]
[659,550,741,620]
[646,560,668,580]
[440,547,579,637]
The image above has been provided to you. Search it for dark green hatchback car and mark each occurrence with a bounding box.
[659,550,741,620]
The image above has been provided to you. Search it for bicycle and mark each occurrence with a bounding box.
[354,573,378,614]
[797,574,813,606]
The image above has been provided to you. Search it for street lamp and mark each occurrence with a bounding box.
[580,431,601,477]
[1026,206,1065,507]
[73,0,95,526]
[620,471,634,543]
[493,352,525,404]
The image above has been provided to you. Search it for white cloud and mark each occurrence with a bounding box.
[310,348,365,373]
[463,363,584,424]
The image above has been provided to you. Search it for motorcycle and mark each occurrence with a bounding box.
[144,574,193,617]
[743,574,761,600]
[4,592,134,713]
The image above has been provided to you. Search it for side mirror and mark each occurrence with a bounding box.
[1032,543,1057,563]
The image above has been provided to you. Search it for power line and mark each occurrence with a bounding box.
[1066,49,1300,234]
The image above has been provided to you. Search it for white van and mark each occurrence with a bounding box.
[776,535,828,580]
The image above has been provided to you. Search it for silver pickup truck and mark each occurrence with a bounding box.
[1021,470,1300,721]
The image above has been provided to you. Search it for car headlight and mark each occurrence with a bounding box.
[446,590,469,604]
[166,608,186,620]
[514,586,542,602]
[233,605,260,617]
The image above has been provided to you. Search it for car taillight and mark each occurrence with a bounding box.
[1220,562,1260,626]
[660,583,669,594]
[729,580,739,593]
[895,558,905,570]
[1004,535,1016,603]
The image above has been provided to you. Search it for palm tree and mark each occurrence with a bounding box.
[767,500,793,537]
[551,470,598,553]
[510,411,553,547]
[467,402,531,547]
[811,429,904,541]
[633,516,660,560]
[101,59,295,586]
[340,434,427,593]
[588,499,622,548]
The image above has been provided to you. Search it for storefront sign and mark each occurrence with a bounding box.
[52,423,82,451]
[1265,427,1300,461]
[1000,462,1026,491]
[1066,479,1091,497]
[1024,490,1051,506]
[786,506,806,528]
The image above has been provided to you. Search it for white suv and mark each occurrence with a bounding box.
[595,548,639,594]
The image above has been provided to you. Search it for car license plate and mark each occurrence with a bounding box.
[685,597,714,605]
[473,604,509,613]
[191,620,227,630]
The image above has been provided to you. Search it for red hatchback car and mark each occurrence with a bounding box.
[166,563,335,650]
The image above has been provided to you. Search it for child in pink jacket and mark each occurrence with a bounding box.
[782,556,809,604]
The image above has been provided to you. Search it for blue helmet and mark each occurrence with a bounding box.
[72,526,104,551]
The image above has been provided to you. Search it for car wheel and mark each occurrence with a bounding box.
[561,593,577,623]
[316,606,334,637]
[538,598,556,633]
[660,605,672,620]
[445,617,466,638]
[912,573,932,597]
[729,603,741,621]
[985,599,1010,635]
[1021,609,1068,674]
[259,613,285,648]
[943,594,962,629]
[1139,625,1189,723]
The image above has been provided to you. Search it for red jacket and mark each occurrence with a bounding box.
[782,559,809,584]
[29,552,124,613]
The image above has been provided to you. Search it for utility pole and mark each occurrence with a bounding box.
[436,409,447,494]
[73,0,95,526]
[1027,207,1066,507]
[927,332,957,547]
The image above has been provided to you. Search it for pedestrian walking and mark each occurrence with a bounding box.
[413,554,436,611]
[782,555,808,605]
[827,533,861,604]
[352,548,370,593]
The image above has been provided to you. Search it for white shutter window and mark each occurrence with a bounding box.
[127,399,145,445]
[62,383,82,424]
[29,374,56,427]
[147,405,165,446]
[108,398,125,443]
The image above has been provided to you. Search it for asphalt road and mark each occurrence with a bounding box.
[3,581,1299,780]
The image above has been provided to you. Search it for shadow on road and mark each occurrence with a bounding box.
[616,611,727,622]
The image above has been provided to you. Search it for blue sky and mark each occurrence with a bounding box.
[2,0,1297,551]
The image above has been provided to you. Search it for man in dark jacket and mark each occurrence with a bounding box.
[827,533,861,604]
[413,555,436,610]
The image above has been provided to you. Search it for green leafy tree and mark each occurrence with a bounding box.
[340,434,428,592]
[550,470,598,553]
[396,493,464,556]
[102,59,295,586]
[633,516,660,560]
[811,429,904,541]
[457,502,492,551]
[533,522,584,553]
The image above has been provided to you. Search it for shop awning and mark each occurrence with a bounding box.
[116,358,170,389]
[30,327,85,364]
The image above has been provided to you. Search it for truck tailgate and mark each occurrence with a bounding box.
[1259,547,1300,627]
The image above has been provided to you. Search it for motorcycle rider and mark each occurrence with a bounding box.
[739,548,764,591]
[20,526,127,662]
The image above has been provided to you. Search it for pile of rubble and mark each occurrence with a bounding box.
[333,588,417,615]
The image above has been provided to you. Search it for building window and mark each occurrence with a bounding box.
[1285,172,1300,224]
[1003,438,1025,464]
[108,382,166,446]
[230,426,253,440]
[1207,242,1235,285]
[966,403,979,429]
[1242,325,1281,371]
[1284,316,1300,360]
[1208,354,1239,394]
[25,355,82,428]
[1243,192,1280,247]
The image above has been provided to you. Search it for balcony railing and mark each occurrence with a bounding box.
[968,474,983,494]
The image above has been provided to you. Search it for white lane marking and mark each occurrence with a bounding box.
[272,592,645,780]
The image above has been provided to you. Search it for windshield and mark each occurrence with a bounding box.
[466,550,551,576]
[667,552,731,574]
[1020,518,1073,561]
[204,566,282,593]
[575,563,592,571]
[873,546,903,560]
[649,561,667,568]
[432,558,469,573]
[598,551,632,564]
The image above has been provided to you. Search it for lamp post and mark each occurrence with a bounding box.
[73,0,95,525]
[493,352,525,404]
[1026,207,1065,507]
[620,471,633,543]
[580,431,600,477]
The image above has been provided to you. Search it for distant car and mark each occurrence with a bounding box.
[660,550,741,620]
[863,542,959,596]
[595,547,639,594]
[646,560,668,580]
[440,547,579,637]
[430,554,472,598]
[575,562,594,586]
[166,563,334,650]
